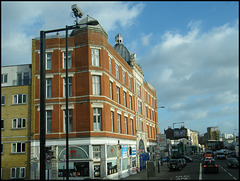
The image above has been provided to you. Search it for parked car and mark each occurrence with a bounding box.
[162,157,170,162]
[184,156,193,162]
[216,151,226,160]
[179,158,186,167]
[227,158,239,168]
[203,160,219,174]
[168,159,182,171]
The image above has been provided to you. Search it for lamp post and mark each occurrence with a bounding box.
[172,122,184,158]
[156,106,165,139]
[39,5,98,180]
[155,106,165,173]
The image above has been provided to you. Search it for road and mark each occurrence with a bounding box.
[160,155,239,180]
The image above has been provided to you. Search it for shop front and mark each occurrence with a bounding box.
[106,145,118,179]
[58,145,91,178]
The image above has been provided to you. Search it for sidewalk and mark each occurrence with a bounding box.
[121,162,169,180]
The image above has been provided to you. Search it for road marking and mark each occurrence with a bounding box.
[199,163,202,180]
[219,165,237,180]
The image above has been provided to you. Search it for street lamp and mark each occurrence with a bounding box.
[155,106,165,173]
[39,5,98,180]
[156,106,165,139]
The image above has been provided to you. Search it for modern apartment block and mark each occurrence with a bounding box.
[31,15,158,179]
[207,126,221,141]
[1,64,32,180]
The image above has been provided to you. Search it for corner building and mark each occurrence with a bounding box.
[31,16,158,179]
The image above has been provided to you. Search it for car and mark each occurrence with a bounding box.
[168,159,182,171]
[205,150,213,156]
[204,157,214,162]
[216,151,226,160]
[179,158,187,167]
[227,158,239,168]
[162,157,169,162]
[184,156,193,162]
[203,160,219,174]
[204,153,212,160]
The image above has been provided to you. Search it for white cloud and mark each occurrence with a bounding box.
[141,33,153,46]
[1,2,145,66]
[143,20,238,133]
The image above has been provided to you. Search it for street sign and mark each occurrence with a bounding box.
[32,162,38,170]
[157,134,167,147]
[46,153,52,169]
[155,152,161,159]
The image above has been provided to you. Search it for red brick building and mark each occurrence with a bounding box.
[31,15,158,179]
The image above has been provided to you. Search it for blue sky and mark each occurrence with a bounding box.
[1,1,239,135]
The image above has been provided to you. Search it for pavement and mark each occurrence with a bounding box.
[121,162,169,180]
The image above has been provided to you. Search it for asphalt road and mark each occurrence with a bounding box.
[160,156,239,180]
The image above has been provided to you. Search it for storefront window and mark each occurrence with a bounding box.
[58,162,89,177]
[122,158,128,170]
[107,160,117,175]
[131,157,136,167]
[93,145,101,159]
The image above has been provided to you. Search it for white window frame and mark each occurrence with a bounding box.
[138,100,142,114]
[64,77,73,97]
[123,91,126,107]
[137,84,141,96]
[129,95,132,110]
[116,64,119,79]
[130,119,133,135]
[118,114,121,133]
[116,87,120,103]
[110,81,113,99]
[124,117,128,134]
[11,142,26,153]
[128,75,131,88]
[111,111,114,132]
[63,51,72,69]
[93,145,101,159]
[92,76,100,95]
[139,121,142,131]
[1,73,8,83]
[12,118,26,129]
[46,53,52,70]
[11,167,25,179]
[46,111,52,133]
[122,70,125,84]
[109,57,112,73]
[46,78,52,98]
[1,95,5,105]
[64,109,73,132]
[92,49,100,67]
[93,108,102,131]
[13,94,27,104]
[17,72,30,85]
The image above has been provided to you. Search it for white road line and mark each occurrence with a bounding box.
[199,163,202,180]
[219,164,237,180]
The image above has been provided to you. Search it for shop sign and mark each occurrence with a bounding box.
[107,145,117,158]
[58,146,89,161]
[157,134,167,147]
[130,145,136,156]
[121,145,128,157]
